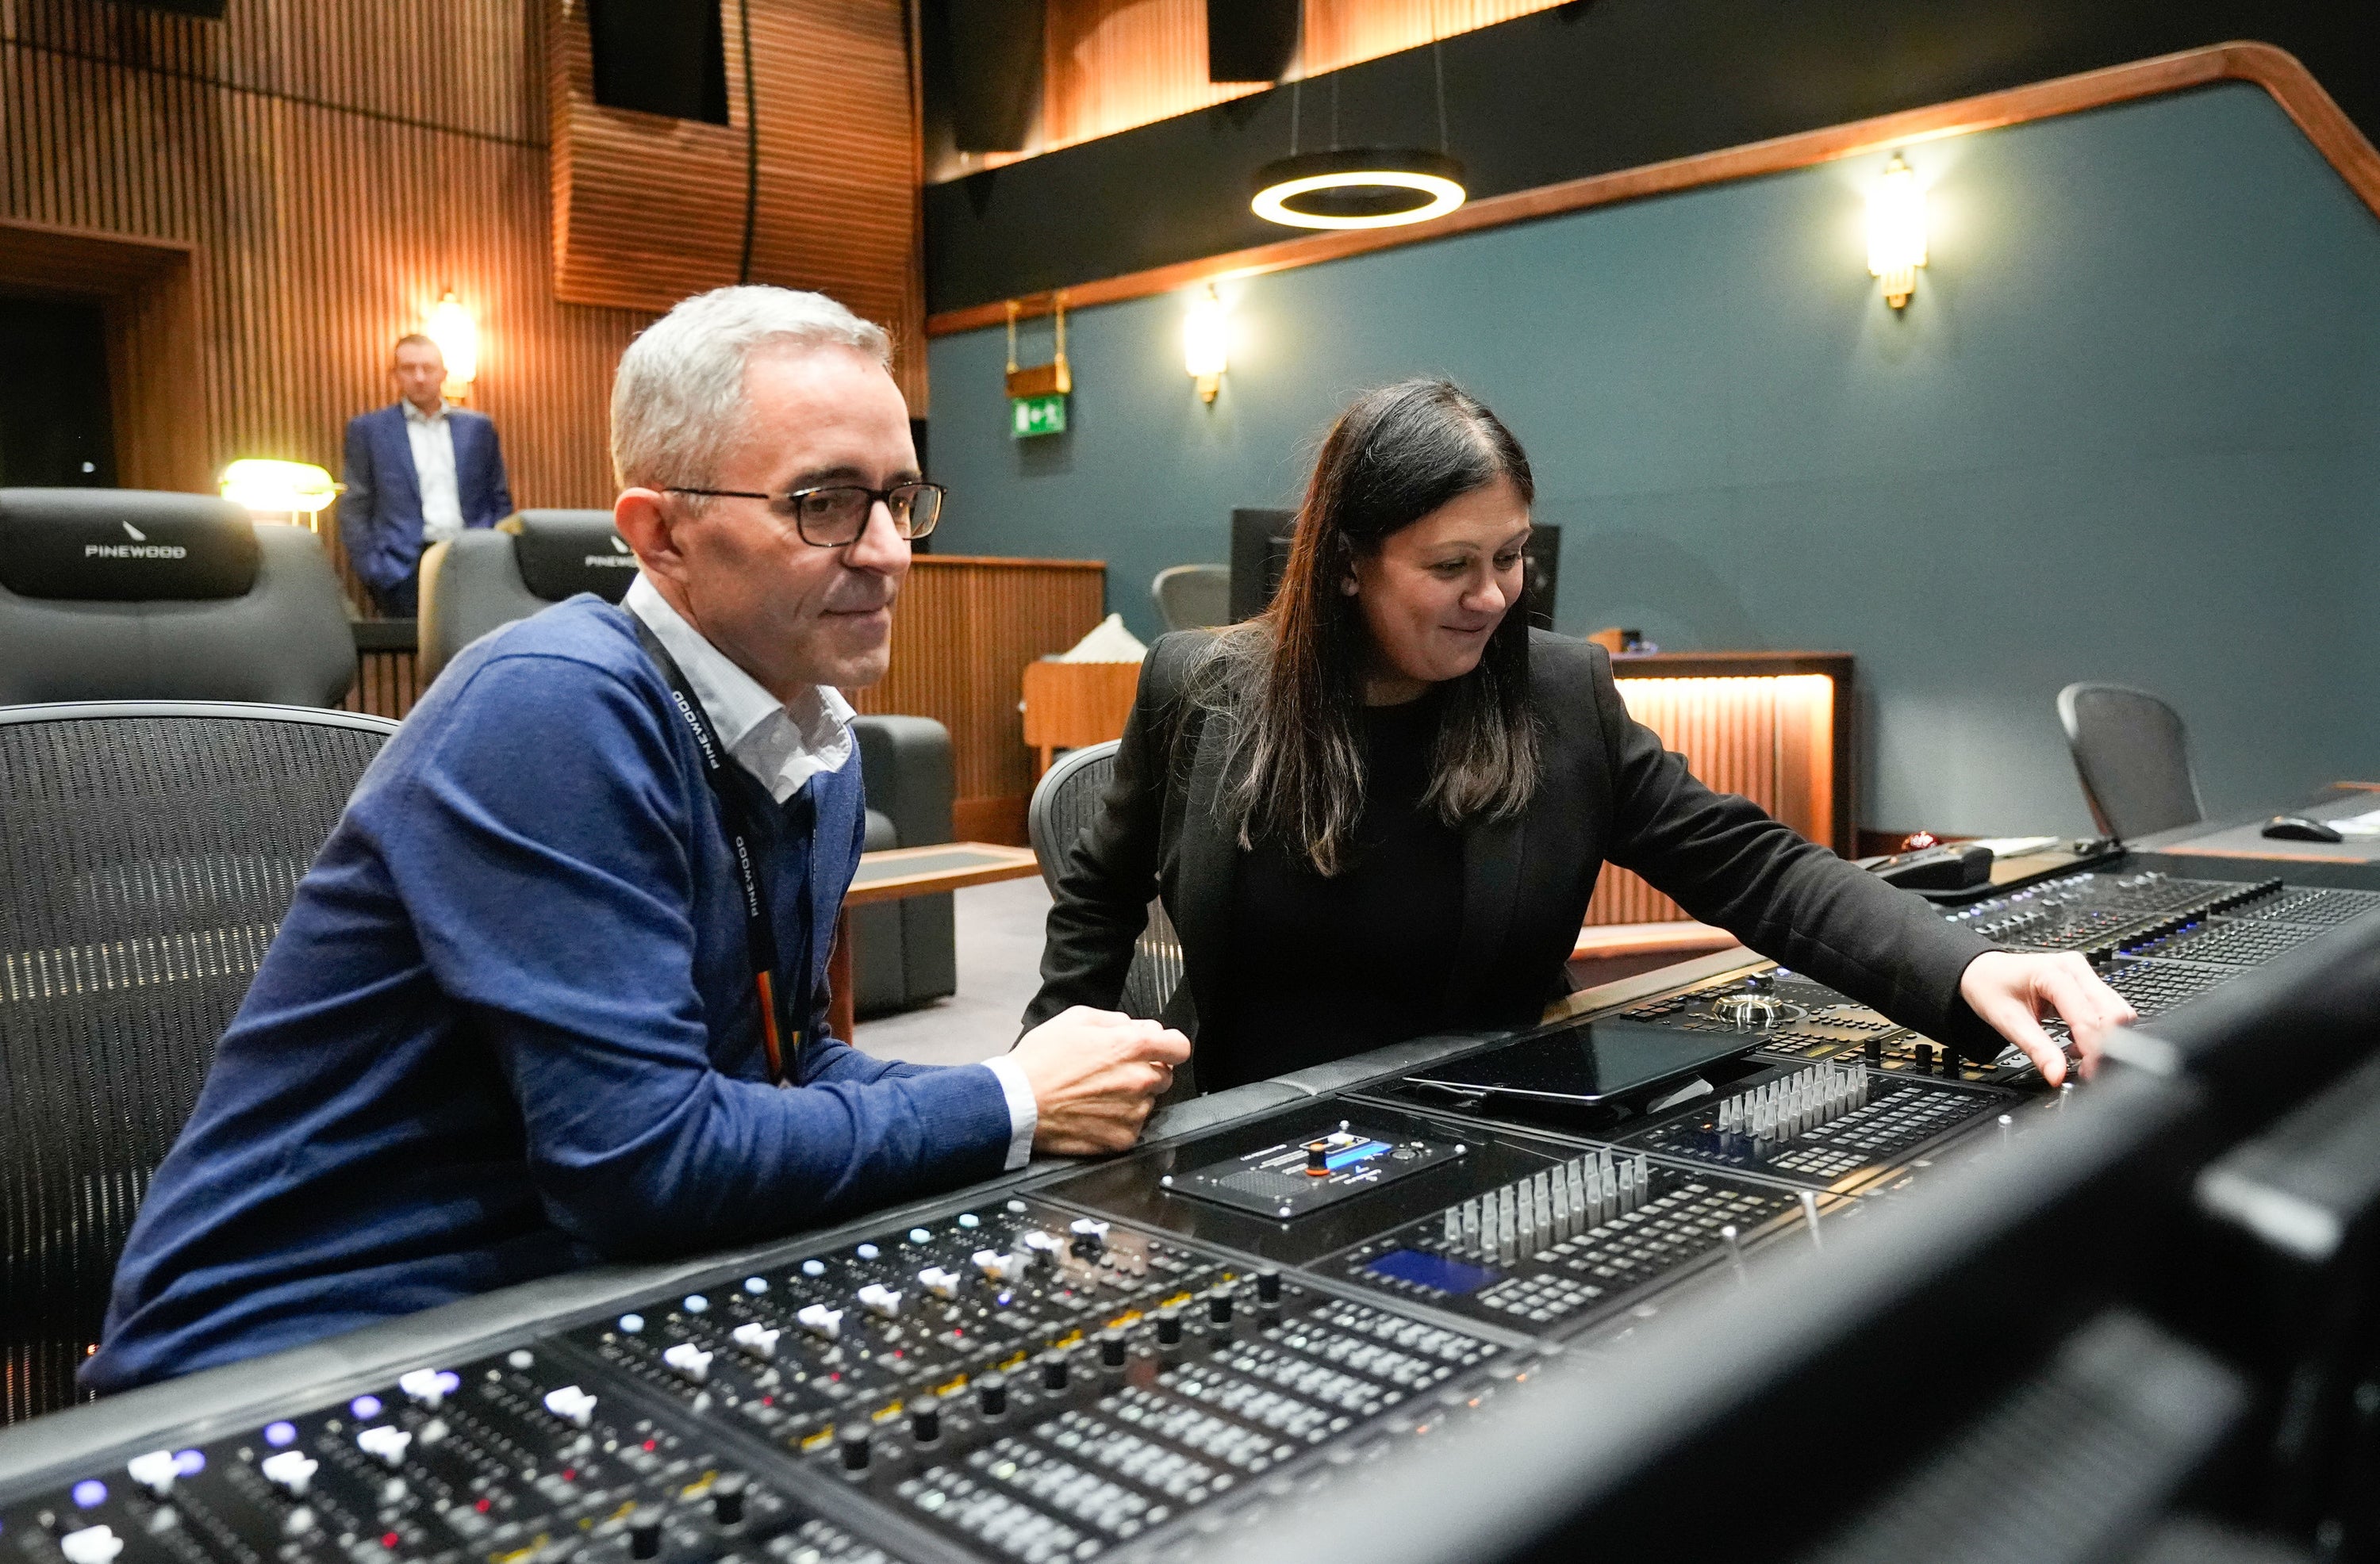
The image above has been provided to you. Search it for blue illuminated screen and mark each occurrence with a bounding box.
[1365,1248,1499,1296]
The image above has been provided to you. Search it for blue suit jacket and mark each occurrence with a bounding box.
[339,402,513,596]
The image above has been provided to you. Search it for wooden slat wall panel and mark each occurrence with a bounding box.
[990,0,1569,163]
[1,0,651,616]
[1044,0,1262,151]
[846,556,1107,843]
[342,649,423,723]
[1587,675,1837,926]
[547,0,925,408]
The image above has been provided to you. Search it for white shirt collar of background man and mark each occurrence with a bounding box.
[622,571,854,804]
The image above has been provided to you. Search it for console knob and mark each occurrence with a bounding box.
[1040,1351,1070,1390]
[730,1322,780,1360]
[976,1372,1008,1416]
[355,1426,411,1467]
[837,1423,871,1473]
[1022,1230,1065,1265]
[259,1451,317,1499]
[1154,1306,1184,1346]
[1206,1286,1235,1325]
[710,1474,747,1527]
[917,1266,965,1300]
[796,1303,844,1341]
[1254,1268,1282,1305]
[542,1386,597,1428]
[1914,1042,1935,1074]
[1304,1140,1330,1176]
[628,1515,662,1560]
[397,1368,458,1410]
[1097,1328,1128,1369]
[910,1393,941,1445]
[1864,1035,1883,1067]
[58,1527,124,1564]
[855,1283,904,1320]
[972,1248,1028,1285]
[661,1343,712,1383]
[1068,1217,1110,1259]
[125,1451,177,1501]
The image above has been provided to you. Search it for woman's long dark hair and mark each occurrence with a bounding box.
[1203,377,1540,876]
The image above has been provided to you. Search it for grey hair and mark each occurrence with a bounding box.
[610,286,892,495]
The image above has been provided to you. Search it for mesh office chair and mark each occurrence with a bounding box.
[2057,683,2205,841]
[1151,565,1231,632]
[0,701,397,1424]
[1027,741,1185,1023]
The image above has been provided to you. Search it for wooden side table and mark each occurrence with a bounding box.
[1020,660,1142,779]
[826,842,1043,1044]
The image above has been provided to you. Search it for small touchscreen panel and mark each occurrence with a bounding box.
[1407,1016,1755,1105]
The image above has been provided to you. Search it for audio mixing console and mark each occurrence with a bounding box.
[5,862,2371,1564]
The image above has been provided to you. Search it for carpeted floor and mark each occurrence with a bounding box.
[853,873,1054,1067]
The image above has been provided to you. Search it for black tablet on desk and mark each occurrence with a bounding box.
[1406,1014,1755,1106]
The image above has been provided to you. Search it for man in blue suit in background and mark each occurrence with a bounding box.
[340,333,513,615]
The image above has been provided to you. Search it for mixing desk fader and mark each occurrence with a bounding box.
[1623,1058,2014,1190]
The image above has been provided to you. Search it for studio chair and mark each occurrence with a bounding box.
[0,700,399,1425]
[0,489,355,706]
[2057,682,2205,841]
[417,509,637,683]
[418,511,958,1014]
[1151,564,1230,633]
[1028,741,1187,1026]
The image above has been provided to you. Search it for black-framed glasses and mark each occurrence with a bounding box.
[666,481,945,546]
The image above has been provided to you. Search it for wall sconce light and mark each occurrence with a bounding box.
[220,458,341,530]
[426,290,478,399]
[1184,285,1227,403]
[1866,155,1928,309]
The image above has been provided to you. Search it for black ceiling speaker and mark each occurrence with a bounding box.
[948,0,1046,153]
[585,0,729,125]
[1207,0,1298,82]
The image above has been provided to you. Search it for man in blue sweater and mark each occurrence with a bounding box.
[86,288,1189,1391]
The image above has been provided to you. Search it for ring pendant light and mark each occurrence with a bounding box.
[1251,43,1466,231]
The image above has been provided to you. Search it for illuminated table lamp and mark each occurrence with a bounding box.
[427,291,478,402]
[220,459,342,531]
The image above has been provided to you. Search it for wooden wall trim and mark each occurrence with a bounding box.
[927,41,2378,337]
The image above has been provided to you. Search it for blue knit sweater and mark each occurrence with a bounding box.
[85,597,1012,1393]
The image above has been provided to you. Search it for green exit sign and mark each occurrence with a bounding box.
[1011,393,1068,439]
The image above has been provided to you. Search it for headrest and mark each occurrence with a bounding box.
[0,489,261,601]
[511,509,638,604]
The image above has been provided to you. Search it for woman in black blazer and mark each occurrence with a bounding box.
[1030,378,2130,1096]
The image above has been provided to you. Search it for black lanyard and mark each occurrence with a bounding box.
[632,619,800,1083]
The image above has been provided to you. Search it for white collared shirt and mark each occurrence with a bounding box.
[401,398,466,543]
[622,573,1037,1168]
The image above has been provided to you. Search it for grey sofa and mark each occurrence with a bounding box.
[420,511,957,1018]
[0,489,356,707]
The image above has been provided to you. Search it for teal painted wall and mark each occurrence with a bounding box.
[923,83,2380,835]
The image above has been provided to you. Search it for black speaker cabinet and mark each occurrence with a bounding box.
[585,0,728,125]
[1207,0,1299,82]
[946,0,1046,153]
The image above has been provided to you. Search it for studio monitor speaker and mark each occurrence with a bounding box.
[1207,0,1299,83]
[947,0,1046,154]
[585,0,729,126]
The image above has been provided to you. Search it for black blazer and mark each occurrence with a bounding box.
[1028,629,2001,1069]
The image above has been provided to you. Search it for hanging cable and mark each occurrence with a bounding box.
[1432,38,1449,152]
[737,0,760,283]
[1289,77,1301,157]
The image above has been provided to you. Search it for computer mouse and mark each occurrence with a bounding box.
[2262,815,2344,843]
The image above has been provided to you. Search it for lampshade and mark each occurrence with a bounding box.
[220,459,341,517]
[1251,148,1466,231]
[1866,156,1928,309]
[427,291,478,385]
[1184,286,1227,401]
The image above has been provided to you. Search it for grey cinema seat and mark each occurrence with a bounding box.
[420,511,957,1016]
[2057,682,2206,841]
[0,489,355,706]
[417,509,643,682]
